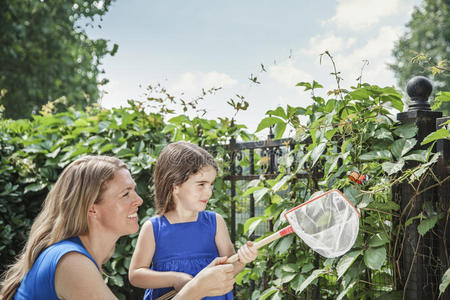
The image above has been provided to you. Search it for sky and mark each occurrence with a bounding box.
[86,0,423,138]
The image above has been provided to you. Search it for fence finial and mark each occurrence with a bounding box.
[406,76,433,111]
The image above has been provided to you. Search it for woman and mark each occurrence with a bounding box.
[0,156,234,300]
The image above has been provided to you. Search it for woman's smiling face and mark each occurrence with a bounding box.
[94,168,143,237]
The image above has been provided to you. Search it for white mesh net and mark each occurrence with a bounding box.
[284,190,360,258]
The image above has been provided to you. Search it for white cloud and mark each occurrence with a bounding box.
[99,79,140,109]
[326,0,403,30]
[332,26,403,86]
[171,71,237,94]
[301,34,356,56]
[351,26,403,60]
[268,60,313,88]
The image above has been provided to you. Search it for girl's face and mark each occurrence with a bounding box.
[93,168,143,237]
[173,165,216,213]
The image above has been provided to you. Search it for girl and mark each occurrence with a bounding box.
[129,142,258,300]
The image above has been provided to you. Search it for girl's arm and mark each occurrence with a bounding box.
[215,213,258,276]
[128,220,193,291]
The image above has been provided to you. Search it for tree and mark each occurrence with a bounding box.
[0,0,118,119]
[390,0,450,114]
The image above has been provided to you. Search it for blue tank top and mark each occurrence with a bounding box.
[14,236,98,300]
[144,211,233,300]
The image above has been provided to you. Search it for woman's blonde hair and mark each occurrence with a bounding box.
[0,155,127,300]
[153,141,218,215]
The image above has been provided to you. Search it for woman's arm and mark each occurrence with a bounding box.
[215,213,258,275]
[55,252,117,300]
[128,220,192,291]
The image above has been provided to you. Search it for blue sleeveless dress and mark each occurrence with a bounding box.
[14,236,98,300]
[144,211,233,300]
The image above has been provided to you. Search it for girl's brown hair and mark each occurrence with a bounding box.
[0,156,127,300]
[153,141,218,214]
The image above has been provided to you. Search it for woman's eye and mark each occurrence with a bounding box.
[123,192,129,198]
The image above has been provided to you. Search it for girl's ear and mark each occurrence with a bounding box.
[173,184,179,195]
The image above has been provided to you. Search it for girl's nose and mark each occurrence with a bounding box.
[206,185,213,198]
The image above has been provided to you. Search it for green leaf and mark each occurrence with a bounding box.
[382,160,405,175]
[368,232,389,247]
[281,272,297,283]
[235,268,251,285]
[274,122,286,139]
[241,186,265,197]
[435,91,450,103]
[393,123,418,138]
[244,217,265,236]
[256,117,285,133]
[439,268,450,296]
[374,128,394,141]
[402,150,428,162]
[343,186,362,206]
[168,115,189,125]
[310,142,327,167]
[359,150,392,161]
[336,280,357,300]
[325,128,338,141]
[290,274,306,292]
[116,148,135,158]
[391,138,416,159]
[296,82,312,90]
[24,182,47,194]
[112,274,124,287]
[282,263,298,273]
[418,215,439,236]
[296,150,312,173]
[302,263,315,273]
[297,269,327,294]
[336,250,362,279]
[259,287,278,300]
[271,175,293,192]
[266,107,287,119]
[312,80,323,89]
[99,143,115,154]
[380,91,404,112]
[357,194,373,209]
[421,128,450,145]
[274,234,294,254]
[253,188,270,203]
[405,213,423,227]
[349,88,370,100]
[364,247,386,270]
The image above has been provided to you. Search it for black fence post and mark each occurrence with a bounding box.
[395,76,444,299]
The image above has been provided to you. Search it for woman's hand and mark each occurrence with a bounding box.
[174,257,235,299]
[237,241,258,264]
[195,258,235,296]
[173,272,193,291]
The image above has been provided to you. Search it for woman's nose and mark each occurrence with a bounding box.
[134,192,144,206]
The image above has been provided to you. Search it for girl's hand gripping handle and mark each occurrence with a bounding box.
[226,225,293,263]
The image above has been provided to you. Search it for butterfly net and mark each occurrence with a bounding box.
[284,190,360,258]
